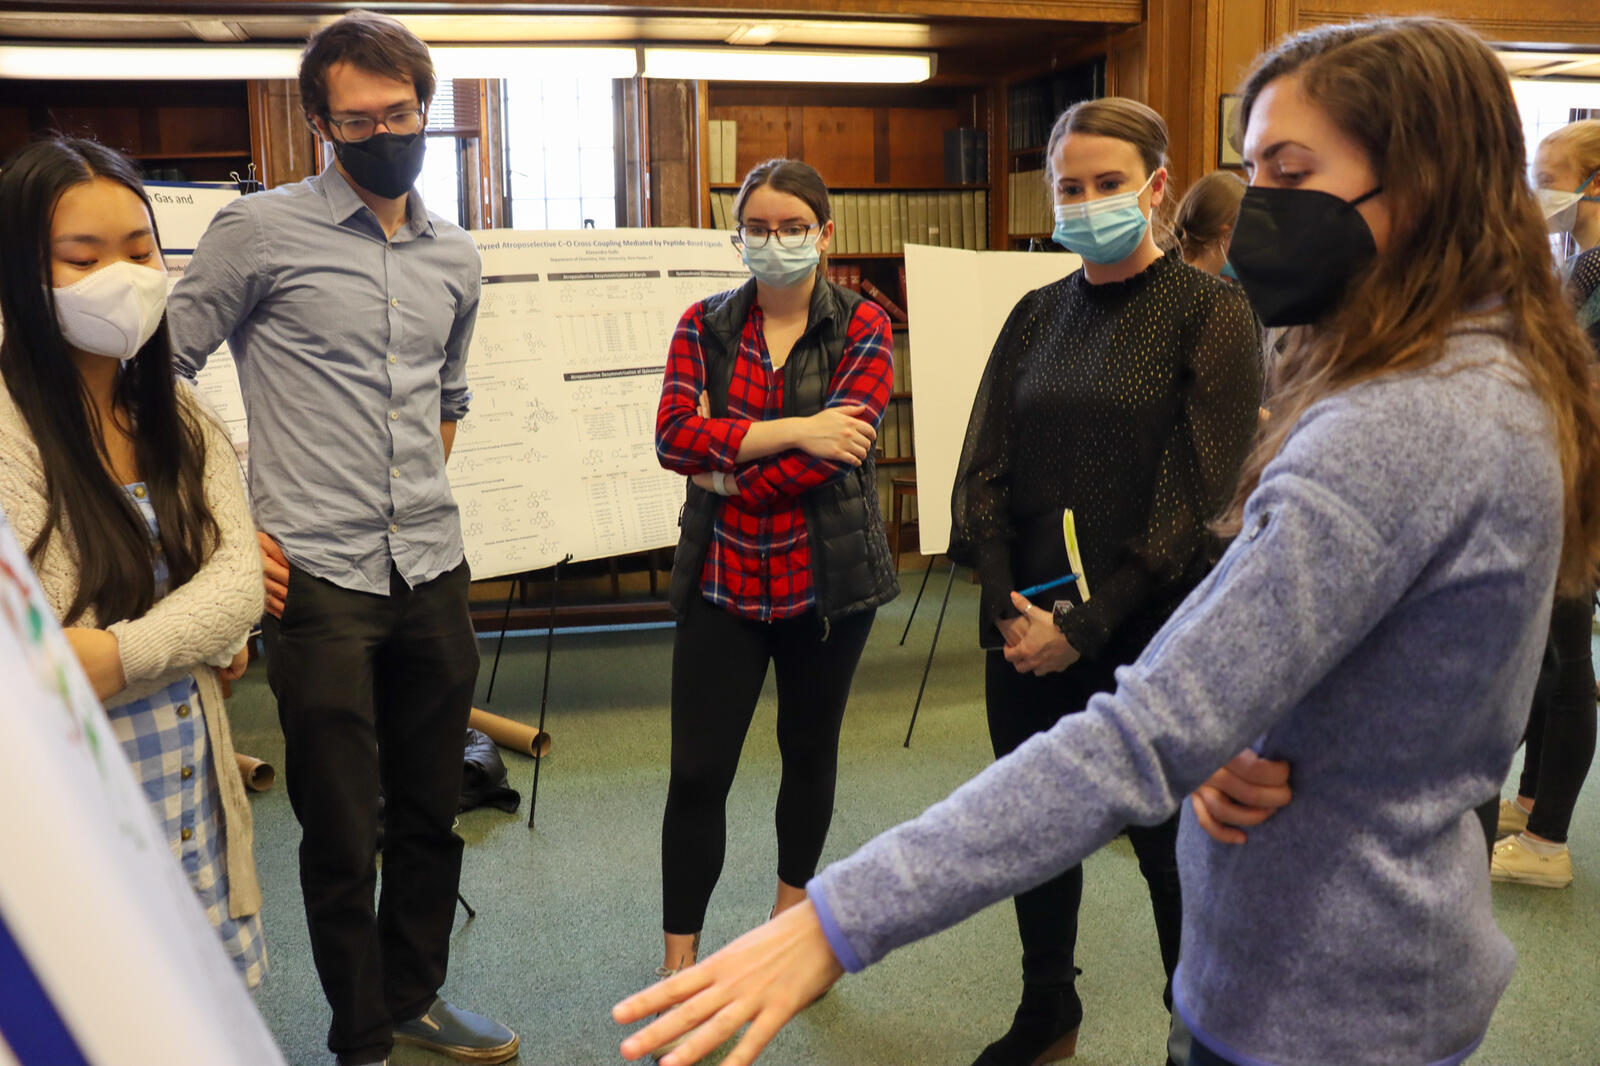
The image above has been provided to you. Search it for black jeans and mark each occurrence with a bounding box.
[661,594,875,934]
[986,647,1183,1009]
[1515,594,1597,844]
[262,561,478,1061]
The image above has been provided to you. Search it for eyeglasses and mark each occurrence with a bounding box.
[325,107,426,143]
[732,222,820,250]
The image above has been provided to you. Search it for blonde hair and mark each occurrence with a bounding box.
[1541,119,1600,184]
[1174,170,1247,262]
[1221,18,1600,596]
[1044,97,1178,250]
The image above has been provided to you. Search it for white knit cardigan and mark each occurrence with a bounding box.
[0,379,263,918]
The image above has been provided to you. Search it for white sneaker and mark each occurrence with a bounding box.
[1490,834,1572,888]
[1495,798,1529,838]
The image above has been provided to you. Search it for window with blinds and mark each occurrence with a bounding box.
[417,79,480,227]
[427,79,482,135]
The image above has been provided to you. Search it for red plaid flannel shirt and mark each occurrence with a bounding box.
[655,295,893,620]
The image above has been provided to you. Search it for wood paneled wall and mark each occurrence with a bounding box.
[1120,0,1600,194]
[647,79,702,228]
[247,79,316,190]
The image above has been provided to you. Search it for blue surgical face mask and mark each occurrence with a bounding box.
[1219,259,1239,281]
[1052,171,1158,264]
[741,233,821,288]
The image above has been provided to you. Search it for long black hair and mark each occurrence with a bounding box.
[0,136,217,624]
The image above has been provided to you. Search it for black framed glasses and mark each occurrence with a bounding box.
[325,107,427,143]
[732,222,820,250]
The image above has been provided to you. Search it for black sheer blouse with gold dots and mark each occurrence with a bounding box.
[950,250,1263,657]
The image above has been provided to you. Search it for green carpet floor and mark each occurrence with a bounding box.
[224,570,1600,1065]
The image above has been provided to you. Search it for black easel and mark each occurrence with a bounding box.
[529,555,571,829]
[899,554,940,646]
[482,572,525,705]
[903,559,960,748]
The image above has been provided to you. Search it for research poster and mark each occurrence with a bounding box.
[452,228,748,578]
[0,508,285,1066]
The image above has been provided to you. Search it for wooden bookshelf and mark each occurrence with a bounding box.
[0,79,254,183]
[997,56,1107,247]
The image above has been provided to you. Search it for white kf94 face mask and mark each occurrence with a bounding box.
[53,259,168,361]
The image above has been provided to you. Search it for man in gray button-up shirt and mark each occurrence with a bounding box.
[169,13,516,1066]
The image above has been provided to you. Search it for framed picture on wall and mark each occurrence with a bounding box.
[1219,94,1244,168]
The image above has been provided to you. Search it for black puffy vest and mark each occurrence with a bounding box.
[667,278,899,622]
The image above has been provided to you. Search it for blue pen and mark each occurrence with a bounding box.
[1018,573,1078,599]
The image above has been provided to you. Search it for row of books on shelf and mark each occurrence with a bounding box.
[877,396,915,462]
[706,119,739,184]
[833,190,988,254]
[1008,169,1053,237]
[1006,62,1106,151]
[707,190,989,254]
[822,264,912,337]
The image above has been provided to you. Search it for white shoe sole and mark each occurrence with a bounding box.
[1489,869,1572,888]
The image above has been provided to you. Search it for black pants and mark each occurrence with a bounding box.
[1515,594,1597,843]
[262,561,478,1061]
[661,595,875,934]
[986,648,1183,1008]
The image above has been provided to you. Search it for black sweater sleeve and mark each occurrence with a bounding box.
[949,291,1039,633]
[1057,279,1263,659]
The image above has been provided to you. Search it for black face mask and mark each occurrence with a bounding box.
[331,131,426,200]
[1226,185,1383,327]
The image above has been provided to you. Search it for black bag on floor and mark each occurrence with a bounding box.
[459,727,522,814]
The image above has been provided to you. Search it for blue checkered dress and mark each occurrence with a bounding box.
[105,482,267,988]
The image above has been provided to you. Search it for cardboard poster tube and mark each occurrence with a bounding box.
[469,707,552,758]
[234,752,276,792]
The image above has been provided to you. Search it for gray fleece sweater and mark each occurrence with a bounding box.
[810,323,1560,1066]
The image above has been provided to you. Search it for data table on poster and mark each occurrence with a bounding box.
[452,229,749,579]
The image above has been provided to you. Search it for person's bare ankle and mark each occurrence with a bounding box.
[772,880,808,918]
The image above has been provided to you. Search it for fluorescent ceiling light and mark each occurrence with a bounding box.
[0,43,302,79]
[643,46,933,83]
[432,45,637,80]
[1511,77,1600,111]
[0,42,639,81]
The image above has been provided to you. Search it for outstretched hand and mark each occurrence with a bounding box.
[614,901,844,1066]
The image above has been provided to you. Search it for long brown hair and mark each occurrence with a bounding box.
[1044,97,1179,251]
[1219,18,1600,595]
[0,137,219,623]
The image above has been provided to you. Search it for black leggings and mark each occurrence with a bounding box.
[986,648,1183,1008]
[1515,595,1597,844]
[661,595,876,934]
